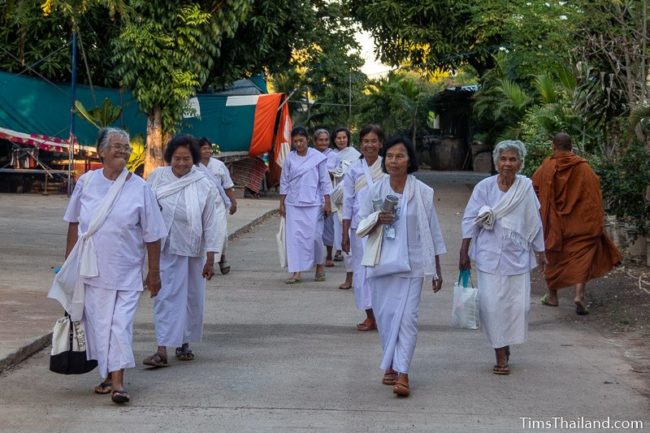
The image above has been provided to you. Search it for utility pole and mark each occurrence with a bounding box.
[67,32,77,196]
[348,70,352,124]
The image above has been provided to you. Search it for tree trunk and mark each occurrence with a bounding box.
[144,106,164,179]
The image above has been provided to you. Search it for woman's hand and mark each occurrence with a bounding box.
[377,211,395,225]
[203,262,215,280]
[459,251,471,271]
[459,238,472,271]
[432,276,443,293]
[323,199,332,217]
[342,233,350,254]
[146,271,161,298]
[279,202,286,217]
[229,199,238,215]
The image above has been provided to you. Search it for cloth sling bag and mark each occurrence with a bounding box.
[50,312,98,374]
[48,169,130,321]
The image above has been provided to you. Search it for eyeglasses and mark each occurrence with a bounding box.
[109,144,132,152]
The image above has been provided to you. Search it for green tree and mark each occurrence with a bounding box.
[111,1,250,175]
[346,0,581,77]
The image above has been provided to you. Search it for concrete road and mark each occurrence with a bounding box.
[0,180,648,433]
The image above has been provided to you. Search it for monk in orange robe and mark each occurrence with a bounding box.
[532,133,622,315]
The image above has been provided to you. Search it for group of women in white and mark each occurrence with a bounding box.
[49,128,236,404]
[51,123,545,403]
[280,125,545,397]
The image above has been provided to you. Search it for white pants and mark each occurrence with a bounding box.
[369,275,423,374]
[285,204,325,273]
[154,253,206,347]
[350,230,371,310]
[216,201,228,261]
[83,286,140,379]
[477,270,530,348]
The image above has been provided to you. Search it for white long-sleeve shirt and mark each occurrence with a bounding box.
[461,175,545,275]
[280,148,333,207]
[148,167,221,257]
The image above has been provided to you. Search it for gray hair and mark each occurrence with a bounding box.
[313,128,329,141]
[492,139,527,172]
[96,127,130,153]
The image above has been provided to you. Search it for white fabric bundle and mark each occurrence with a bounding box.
[48,169,129,321]
[473,175,541,249]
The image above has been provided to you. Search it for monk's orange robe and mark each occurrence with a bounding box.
[532,151,622,289]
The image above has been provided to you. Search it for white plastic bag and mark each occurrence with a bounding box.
[451,270,479,330]
[276,217,287,268]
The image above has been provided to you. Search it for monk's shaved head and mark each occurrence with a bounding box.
[553,132,572,151]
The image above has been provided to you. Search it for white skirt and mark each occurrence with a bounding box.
[368,275,423,374]
[285,204,325,273]
[477,269,531,348]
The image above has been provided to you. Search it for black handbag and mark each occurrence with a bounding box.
[49,312,97,375]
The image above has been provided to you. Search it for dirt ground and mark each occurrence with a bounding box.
[530,259,650,391]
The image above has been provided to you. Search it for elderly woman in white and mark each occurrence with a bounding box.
[357,136,446,398]
[49,127,165,404]
[143,135,221,367]
[459,140,546,375]
[313,128,339,267]
[330,127,360,288]
[341,124,386,330]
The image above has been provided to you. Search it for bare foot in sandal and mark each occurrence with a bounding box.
[143,351,168,368]
[94,380,112,394]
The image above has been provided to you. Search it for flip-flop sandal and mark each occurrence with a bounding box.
[540,294,559,307]
[285,277,302,284]
[333,254,343,262]
[111,389,130,404]
[143,353,168,368]
[94,381,112,394]
[575,301,590,315]
[175,347,195,361]
[314,273,326,282]
[493,365,510,375]
[338,283,352,290]
[325,260,335,267]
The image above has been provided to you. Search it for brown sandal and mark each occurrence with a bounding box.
[393,375,410,397]
[94,381,112,394]
[382,370,398,385]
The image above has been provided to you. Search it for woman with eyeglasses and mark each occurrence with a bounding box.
[51,127,165,404]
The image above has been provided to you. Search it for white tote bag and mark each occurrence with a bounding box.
[451,270,480,330]
[276,217,287,268]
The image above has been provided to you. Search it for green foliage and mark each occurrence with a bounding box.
[75,97,122,129]
[346,0,581,76]
[356,71,444,140]
[596,143,650,240]
[0,1,121,86]
[126,133,145,172]
[111,1,250,133]
[267,1,367,130]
